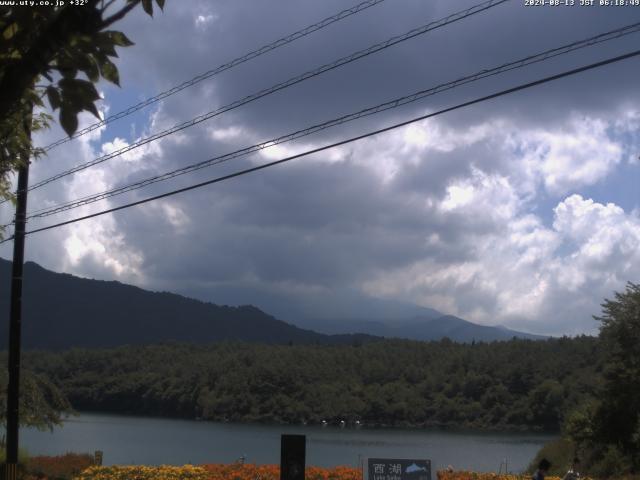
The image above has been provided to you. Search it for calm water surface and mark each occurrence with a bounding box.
[22,413,554,473]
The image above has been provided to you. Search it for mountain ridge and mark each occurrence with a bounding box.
[291,313,546,342]
[0,259,375,349]
[0,258,545,348]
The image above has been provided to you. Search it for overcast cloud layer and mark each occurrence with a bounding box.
[2,0,639,335]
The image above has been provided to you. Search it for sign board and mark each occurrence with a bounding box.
[367,458,431,480]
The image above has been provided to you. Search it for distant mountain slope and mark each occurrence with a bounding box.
[295,314,546,342]
[402,315,547,341]
[0,259,373,349]
[179,282,444,329]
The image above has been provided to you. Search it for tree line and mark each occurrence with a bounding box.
[20,336,601,432]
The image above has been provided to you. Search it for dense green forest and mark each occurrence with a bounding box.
[21,336,601,431]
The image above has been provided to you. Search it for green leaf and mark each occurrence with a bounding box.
[59,106,78,137]
[84,102,101,120]
[54,51,79,79]
[63,45,100,83]
[27,89,44,107]
[155,0,165,10]
[99,58,120,86]
[46,87,61,110]
[83,56,100,83]
[57,79,102,120]
[103,30,134,47]
[59,78,101,102]
[2,22,19,40]
[96,38,118,58]
[59,66,78,79]
[141,0,153,16]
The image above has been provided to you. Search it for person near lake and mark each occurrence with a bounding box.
[562,457,580,480]
[532,458,551,480]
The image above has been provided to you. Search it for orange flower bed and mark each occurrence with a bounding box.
[201,463,279,480]
[200,464,361,480]
[71,464,592,480]
[437,471,562,480]
[307,466,362,480]
[73,464,207,479]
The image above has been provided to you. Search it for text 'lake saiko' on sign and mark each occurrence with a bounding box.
[367,458,431,480]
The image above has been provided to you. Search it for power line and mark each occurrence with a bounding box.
[23,0,510,193]
[2,47,637,244]
[22,21,640,220]
[38,0,389,152]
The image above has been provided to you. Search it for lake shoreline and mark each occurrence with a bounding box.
[66,409,559,435]
[24,412,553,472]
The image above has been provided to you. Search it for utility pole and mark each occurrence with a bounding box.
[4,122,30,480]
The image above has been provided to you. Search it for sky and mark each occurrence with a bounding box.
[2,0,639,336]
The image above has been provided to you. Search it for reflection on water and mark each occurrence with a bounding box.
[22,413,554,473]
[310,438,388,447]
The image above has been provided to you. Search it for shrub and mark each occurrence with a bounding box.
[26,453,95,479]
[437,472,562,480]
[588,445,633,479]
[0,447,29,465]
[526,437,576,476]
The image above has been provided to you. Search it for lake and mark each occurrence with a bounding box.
[21,413,554,473]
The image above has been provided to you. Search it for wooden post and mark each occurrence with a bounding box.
[280,434,305,480]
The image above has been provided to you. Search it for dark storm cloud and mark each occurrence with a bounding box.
[117,156,463,285]
[112,0,640,142]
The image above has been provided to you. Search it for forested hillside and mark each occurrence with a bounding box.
[0,260,374,348]
[22,336,601,431]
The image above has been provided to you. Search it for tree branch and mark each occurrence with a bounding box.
[101,1,139,29]
[100,0,119,14]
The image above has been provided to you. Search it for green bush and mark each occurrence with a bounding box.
[0,447,30,465]
[588,445,633,479]
[527,437,576,476]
